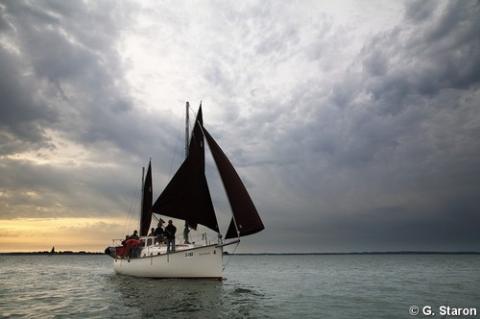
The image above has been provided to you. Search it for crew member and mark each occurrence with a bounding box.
[130,230,139,240]
[148,228,155,236]
[183,222,190,244]
[165,220,176,253]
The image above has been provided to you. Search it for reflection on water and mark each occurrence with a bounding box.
[108,276,223,318]
[104,272,268,318]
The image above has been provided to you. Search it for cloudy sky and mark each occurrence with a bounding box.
[0,0,479,252]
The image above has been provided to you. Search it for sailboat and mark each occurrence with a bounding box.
[105,102,264,279]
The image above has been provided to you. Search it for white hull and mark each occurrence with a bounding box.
[113,244,224,279]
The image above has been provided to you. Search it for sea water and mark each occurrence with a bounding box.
[0,254,479,318]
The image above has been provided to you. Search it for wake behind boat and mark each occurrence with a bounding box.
[105,102,264,279]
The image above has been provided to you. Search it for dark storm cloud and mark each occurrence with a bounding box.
[213,0,480,251]
[0,2,57,154]
[363,1,480,114]
[0,0,180,219]
[0,0,179,155]
[339,2,475,250]
[0,47,56,155]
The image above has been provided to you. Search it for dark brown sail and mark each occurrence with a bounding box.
[140,161,153,236]
[203,128,264,239]
[152,107,219,232]
[225,218,238,239]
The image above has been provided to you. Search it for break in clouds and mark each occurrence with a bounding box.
[0,0,479,252]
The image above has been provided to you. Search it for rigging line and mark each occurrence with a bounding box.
[123,183,142,235]
[166,124,182,181]
[151,213,161,223]
[223,240,240,271]
[185,105,199,148]
[188,105,198,117]
[122,188,135,233]
[123,195,132,235]
[189,104,204,144]
[187,105,198,130]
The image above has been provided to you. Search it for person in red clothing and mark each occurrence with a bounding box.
[115,235,130,258]
[124,238,142,258]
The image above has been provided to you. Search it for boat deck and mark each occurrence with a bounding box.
[140,242,196,257]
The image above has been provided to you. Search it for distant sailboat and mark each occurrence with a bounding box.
[50,246,55,254]
[105,102,264,279]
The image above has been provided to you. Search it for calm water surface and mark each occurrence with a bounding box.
[0,255,479,318]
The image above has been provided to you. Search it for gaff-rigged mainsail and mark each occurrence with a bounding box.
[140,161,152,236]
[152,107,219,232]
[203,128,264,239]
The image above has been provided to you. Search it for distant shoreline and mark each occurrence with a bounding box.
[0,251,104,255]
[228,251,480,255]
[1,251,479,255]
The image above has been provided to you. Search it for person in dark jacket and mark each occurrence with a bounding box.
[148,228,155,236]
[183,222,190,244]
[165,220,176,253]
[130,230,139,240]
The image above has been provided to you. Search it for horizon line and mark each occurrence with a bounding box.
[1,250,480,255]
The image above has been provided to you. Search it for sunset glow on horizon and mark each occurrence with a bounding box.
[0,217,126,252]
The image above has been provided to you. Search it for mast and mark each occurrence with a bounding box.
[185,101,190,240]
[185,101,189,158]
[140,166,145,232]
[184,102,190,240]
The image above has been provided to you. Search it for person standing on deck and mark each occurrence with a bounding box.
[183,222,190,244]
[154,220,165,243]
[148,228,155,236]
[130,230,139,240]
[165,220,177,253]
